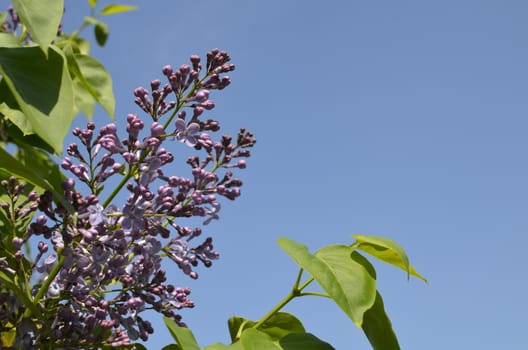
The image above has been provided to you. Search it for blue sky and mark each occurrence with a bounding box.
[59,1,528,349]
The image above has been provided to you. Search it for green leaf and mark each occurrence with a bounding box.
[279,333,335,350]
[228,313,305,342]
[100,4,138,16]
[71,78,96,118]
[228,316,252,342]
[203,343,243,350]
[15,144,67,198]
[257,312,306,340]
[240,329,282,350]
[161,345,181,350]
[70,53,115,117]
[83,16,109,46]
[94,21,109,46]
[361,291,400,350]
[88,0,97,8]
[278,238,377,327]
[1,119,55,153]
[0,102,32,135]
[0,148,72,212]
[1,327,16,347]
[12,0,64,51]
[352,234,428,282]
[163,317,200,350]
[0,270,41,318]
[0,33,20,48]
[0,45,74,152]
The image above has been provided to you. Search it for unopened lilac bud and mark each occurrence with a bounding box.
[12,237,23,250]
[194,90,209,102]
[36,215,47,225]
[150,122,165,137]
[28,191,39,202]
[190,55,200,64]
[151,79,161,90]
[162,65,173,76]
[127,297,144,310]
[61,178,75,191]
[201,100,215,110]
[101,123,117,134]
[237,160,247,169]
[193,106,204,118]
[38,241,48,253]
[134,87,148,97]
[179,64,190,75]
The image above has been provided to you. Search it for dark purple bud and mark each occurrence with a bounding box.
[61,178,75,191]
[162,65,173,76]
[151,79,161,90]
[38,241,48,253]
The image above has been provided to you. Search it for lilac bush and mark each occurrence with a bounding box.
[0,49,255,348]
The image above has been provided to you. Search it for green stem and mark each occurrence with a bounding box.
[102,170,133,208]
[251,271,315,331]
[251,289,297,331]
[33,252,64,303]
[299,291,331,298]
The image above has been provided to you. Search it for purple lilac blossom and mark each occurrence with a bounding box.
[0,50,256,348]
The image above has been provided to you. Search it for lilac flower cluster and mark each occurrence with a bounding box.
[0,50,255,348]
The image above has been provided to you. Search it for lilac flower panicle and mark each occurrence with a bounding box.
[0,50,255,348]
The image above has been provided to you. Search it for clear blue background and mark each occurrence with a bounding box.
[60,1,528,349]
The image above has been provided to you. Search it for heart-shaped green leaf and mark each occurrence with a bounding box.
[278,238,377,327]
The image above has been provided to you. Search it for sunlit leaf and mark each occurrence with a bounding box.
[100,4,138,16]
[12,0,64,51]
[0,45,74,152]
[240,329,282,350]
[88,0,97,8]
[203,343,243,350]
[0,101,32,135]
[361,291,400,350]
[163,317,200,350]
[71,78,96,118]
[1,327,16,347]
[70,53,115,117]
[352,234,427,282]
[0,33,20,47]
[278,238,377,327]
